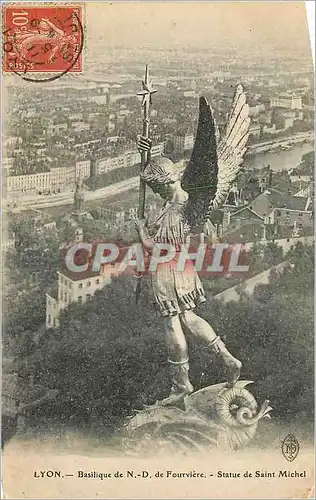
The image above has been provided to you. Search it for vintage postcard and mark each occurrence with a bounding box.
[1,1,314,499]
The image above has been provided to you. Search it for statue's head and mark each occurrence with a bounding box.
[141,157,182,200]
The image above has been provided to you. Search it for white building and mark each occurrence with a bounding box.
[95,142,164,176]
[151,142,165,158]
[109,93,135,104]
[264,207,313,228]
[290,175,312,185]
[50,162,90,192]
[72,121,90,132]
[96,157,113,175]
[50,166,67,192]
[270,93,302,110]
[7,171,51,194]
[46,269,112,328]
[73,139,101,154]
[125,150,140,167]
[174,134,194,152]
[64,165,76,187]
[75,160,91,180]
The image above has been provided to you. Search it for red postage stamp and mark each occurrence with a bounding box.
[2,4,83,75]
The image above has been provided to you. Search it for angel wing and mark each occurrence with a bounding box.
[182,84,250,229]
[181,96,218,228]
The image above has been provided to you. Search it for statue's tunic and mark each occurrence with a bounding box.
[149,201,206,317]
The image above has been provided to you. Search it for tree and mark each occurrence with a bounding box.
[199,244,313,420]
[236,168,260,202]
[3,218,61,358]
[262,241,284,268]
[272,170,291,193]
[22,244,313,431]
[30,277,169,427]
[291,151,314,177]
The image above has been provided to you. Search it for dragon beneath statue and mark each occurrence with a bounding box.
[122,381,272,456]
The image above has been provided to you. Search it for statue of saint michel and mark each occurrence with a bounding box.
[134,85,251,408]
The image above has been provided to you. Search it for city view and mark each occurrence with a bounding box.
[2,3,314,498]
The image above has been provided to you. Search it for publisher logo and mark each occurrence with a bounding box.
[281,434,300,462]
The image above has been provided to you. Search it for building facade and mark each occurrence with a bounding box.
[270,93,302,110]
[75,160,91,180]
[46,270,112,328]
[95,143,164,176]
[151,141,166,158]
[7,161,91,195]
[6,141,164,195]
[173,134,194,152]
[265,207,313,228]
[7,171,51,194]
[50,166,68,192]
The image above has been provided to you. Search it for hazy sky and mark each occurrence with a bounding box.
[86,2,312,54]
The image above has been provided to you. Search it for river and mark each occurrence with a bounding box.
[245,141,314,172]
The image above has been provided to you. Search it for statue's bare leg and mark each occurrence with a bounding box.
[164,314,188,360]
[179,310,241,386]
[160,315,194,407]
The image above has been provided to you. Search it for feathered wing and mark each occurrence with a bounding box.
[182,85,250,230]
[207,84,250,214]
[181,96,218,229]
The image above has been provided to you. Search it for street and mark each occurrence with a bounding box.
[8,176,140,211]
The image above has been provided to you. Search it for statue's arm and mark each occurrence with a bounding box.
[134,217,154,251]
[138,228,154,252]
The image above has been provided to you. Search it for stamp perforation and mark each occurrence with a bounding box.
[2,2,84,81]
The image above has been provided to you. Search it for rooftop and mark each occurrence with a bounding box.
[58,265,101,282]
[224,223,313,244]
[224,223,268,244]
[278,92,294,99]
[245,189,309,217]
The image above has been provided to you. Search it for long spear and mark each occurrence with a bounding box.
[135,65,157,303]
[137,64,157,218]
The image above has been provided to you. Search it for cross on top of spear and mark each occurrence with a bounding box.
[137,64,157,107]
[136,65,157,220]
